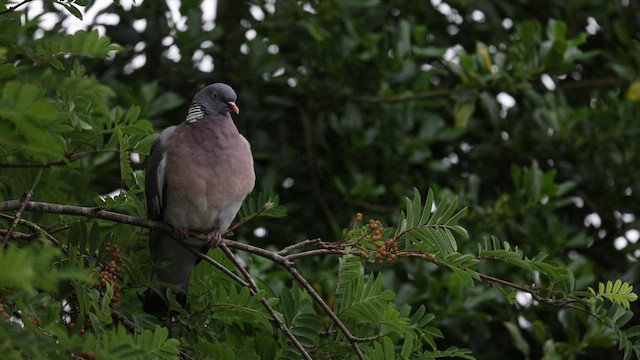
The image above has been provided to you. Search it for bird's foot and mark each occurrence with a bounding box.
[204,231,222,248]
[173,227,190,240]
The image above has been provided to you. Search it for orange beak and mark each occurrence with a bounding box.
[227,101,239,114]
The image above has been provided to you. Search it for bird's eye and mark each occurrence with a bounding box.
[212,92,217,99]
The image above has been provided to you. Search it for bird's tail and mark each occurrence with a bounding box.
[143,230,199,316]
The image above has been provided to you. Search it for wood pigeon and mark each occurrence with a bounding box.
[143,83,255,316]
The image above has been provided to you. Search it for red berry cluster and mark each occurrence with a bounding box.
[96,242,123,303]
[375,238,398,264]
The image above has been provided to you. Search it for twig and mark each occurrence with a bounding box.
[400,251,613,327]
[286,248,351,261]
[219,244,313,360]
[178,243,249,287]
[476,272,609,325]
[352,334,384,342]
[0,229,33,239]
[277,238,323,255]
[224,202,272,235]
[286,263,364,359]
[3,190,33,248]
[110,307,140,334]
[219,245,258,291]
[0,213,61,247]
[208,238,365,357]
[0,0,33,15]
[181,237,314,358]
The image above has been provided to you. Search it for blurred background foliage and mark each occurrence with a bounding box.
[1,0,640,358]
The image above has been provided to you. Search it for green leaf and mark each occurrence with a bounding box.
[400,332,415,358]
[454,100,476,128]
[344,0,380,7]
[149,92,185,117]
[60,30,122,58]
[408,187,421,227]
[626,81,640,102]
[589,280,638,309]
[504,322,530,357]
[305,21,329,41]
[427,193,451,226]
[281,286,322,348]
[419,188,435,225]
[238,190,287,220]
[62,3,83,20]
[396,19,411,58]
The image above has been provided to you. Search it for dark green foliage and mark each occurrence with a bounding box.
[1,0,640,359]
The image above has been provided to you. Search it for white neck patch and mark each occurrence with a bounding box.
[185,103,204,124]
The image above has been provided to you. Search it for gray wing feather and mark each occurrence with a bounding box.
[145,137,167,221]
[144,127,199,315]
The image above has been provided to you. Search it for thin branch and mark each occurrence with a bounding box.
[218,244,313,360]
[476,272,609,325]
[277,238,324,255]
[286,248,351,261]
[110,307,140,334]
[219,245,259,292]
[0,0,34,15]
[399,251,612,326]
[179,242,249,288]
[0,213,61,247]
[224,202,272,235]
[286,264,364,359]
[212,238,365,357]
[0,229,33,239]
[180,236,312,359]
[3,190,33,247]
[352,334,384,343]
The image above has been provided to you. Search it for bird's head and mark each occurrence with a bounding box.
[193,83,239,116]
